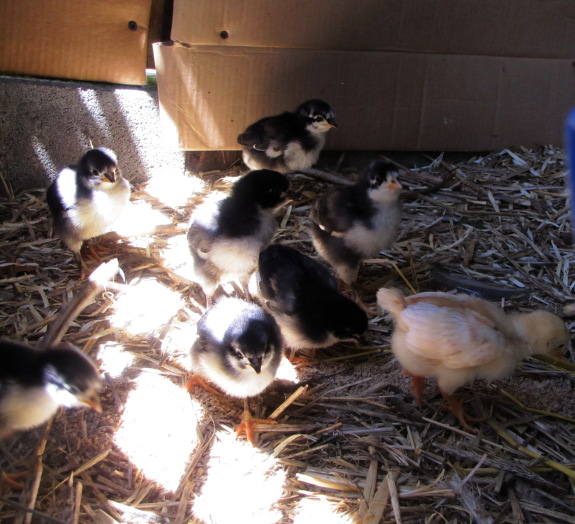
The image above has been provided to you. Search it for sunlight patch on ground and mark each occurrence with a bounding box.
[109,278,183,336]
[144,170,206,209]
[275,355,300,384]
[293,496,355,524]
[157,233,197,283]
[113,201,172,237]
[192,431,286,524]
[114,372,203,492]
[97,341,134,379]
[157,318,200,372]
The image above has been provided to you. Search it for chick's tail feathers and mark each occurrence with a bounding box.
[376,287,407,316]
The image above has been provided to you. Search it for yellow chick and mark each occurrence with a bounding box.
[376,287,570,431]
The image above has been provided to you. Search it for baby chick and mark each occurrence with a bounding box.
[189,296,283,444]
[238,99,336,174]
[187,169,289,301]
[0,339,101,440]
[257,244,368,353]
[310,160,402,311]
[46,148,130,276]
[377,287,570,431]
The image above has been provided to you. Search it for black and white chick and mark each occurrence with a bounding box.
[257,244,368,355]
[188,296,283,445]
[46,147,130,276]
[309,160,402,312]
[237,99,337,174]
[0,339,101,440]
[187,169,289,302]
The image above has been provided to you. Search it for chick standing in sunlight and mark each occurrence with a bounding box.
[46,148,130,276]
[377,287,570,432]
[187,296,283,445]
[187,169,289,303]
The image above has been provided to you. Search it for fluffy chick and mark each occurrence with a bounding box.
[187,169,289,301]
[0,339,102,440]
[377,287,570,431]
[189,296,283,444]
[257,244,368,353]
[238,99,336,173]
[46,148,130,275]
[309,160,402,310]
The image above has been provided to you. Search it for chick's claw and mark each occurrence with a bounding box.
[1,471,28,492]
[236,404,277,446]
[442,393,486,434]
[185,374,220,396]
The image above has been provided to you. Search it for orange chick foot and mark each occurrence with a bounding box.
[442,392,486,433]
[285,349,315,367]
[185,374,220,396]
[235,403,277,446]
[1,471,27,491]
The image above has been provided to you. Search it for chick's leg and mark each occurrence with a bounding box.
[1,471,27,491]
[235,398,277,446]
[73,251,90,280]
[400,371,425,406]
[411,374,425,406]
[337,279,377,316]
[285,348,316,367]
[441,392,485,433]
[351,286,378,317]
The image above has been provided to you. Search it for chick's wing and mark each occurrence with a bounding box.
[187,224,216,259]
[312,188,358,234]
[399,302,504,369]
[238,116,291,154]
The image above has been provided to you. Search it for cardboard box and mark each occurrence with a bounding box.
[155,1,575,151]
[171,0,575,59]
[0,0,152,85]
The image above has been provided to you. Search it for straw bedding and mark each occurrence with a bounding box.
[0,147,574,523]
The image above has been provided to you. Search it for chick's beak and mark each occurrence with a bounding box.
[103,169,116,183]
[327,119,337,128]
[81,394,102,413]
[249,356,262,374]
[386,176,402,191]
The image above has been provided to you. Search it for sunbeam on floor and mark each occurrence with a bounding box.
[114,372,203,493]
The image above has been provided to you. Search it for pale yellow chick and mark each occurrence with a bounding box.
[377,287,570,431]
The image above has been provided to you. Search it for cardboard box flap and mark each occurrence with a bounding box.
[171,0,575,59]
[0,0,152,85]
[154,42,573,152]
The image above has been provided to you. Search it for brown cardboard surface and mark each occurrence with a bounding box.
[0,0,152,85]
[154,42,575,152]
[171,0,575,59]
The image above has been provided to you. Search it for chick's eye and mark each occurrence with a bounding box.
[231,346,244,360]
[91,168,99,177]
[68,384,80,395]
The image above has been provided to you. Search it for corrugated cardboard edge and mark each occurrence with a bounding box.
[0,0,152,86]
[154,42,574,152]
